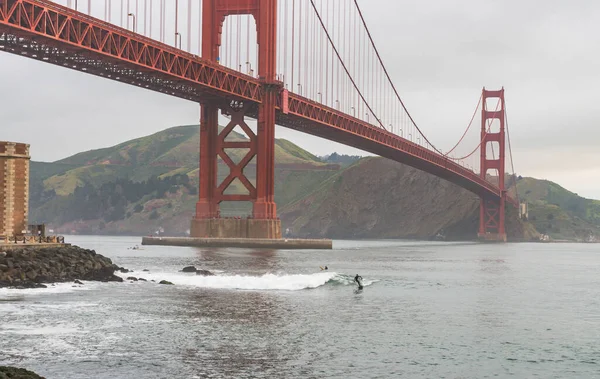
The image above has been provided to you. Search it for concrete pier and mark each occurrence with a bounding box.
[478,233,507,242]
[190,218,282,239]
[141,236,332,250]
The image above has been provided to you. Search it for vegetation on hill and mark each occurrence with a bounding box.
[27,125,599,241]
[29,125,340,235]
[514,177,600,240]
[278,157,537,241]
[319,152,362,166]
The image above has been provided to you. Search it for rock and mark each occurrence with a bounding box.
[107,275,124,283]
[181,266,197,273]
[196,270,215,276]
[127,277,138,281]
[138,278,147,282]
[159,280,174,285]
[117,267,130,273]
[0,246,129,288]
[0,366,46,378]
[142,269,150,272]
[74,280,84,285]
[11,282,47,289]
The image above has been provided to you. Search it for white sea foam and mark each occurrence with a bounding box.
[118,271,377,291]
[0,281,95,298]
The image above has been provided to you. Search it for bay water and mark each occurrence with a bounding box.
[1,236,599,378]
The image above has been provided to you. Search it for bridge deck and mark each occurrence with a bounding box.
[0,0,516,205]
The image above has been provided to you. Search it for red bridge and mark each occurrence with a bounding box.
[0,0,519,241]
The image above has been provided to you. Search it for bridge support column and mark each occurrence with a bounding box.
[252,0,280,237]
[194,102,220,220]
[478,88,507,242]
[191,0,281,239]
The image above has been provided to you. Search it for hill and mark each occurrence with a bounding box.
[29,125,341,234]
[278,157,536,241]
[27,125,599,241]
[514,177,600,241]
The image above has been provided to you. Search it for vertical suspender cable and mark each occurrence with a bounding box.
[187,0,192,52]
[135,0,138,29]
[352,0,444,153]
[291,0,296,87]
[159,0,163,42]
[298,0,302,94]
[175,0,179,47]
[246,15,250,74]
[237,16,241,70]
[198,0,202,57]
[284,1,288,87]
[325,0,329,105]
[308,0,385,129]
[149,0,152,38]
[305,0,308,95]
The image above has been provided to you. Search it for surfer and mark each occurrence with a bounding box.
[354,274,363,290]
[320,266,328,270]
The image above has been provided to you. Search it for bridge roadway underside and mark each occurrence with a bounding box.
[0,13,515,243]
[276,112,500,199]
[0,31,227,104]
[0,29,506,202]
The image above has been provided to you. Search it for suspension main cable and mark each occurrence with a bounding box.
[505,103,520,203]
[352,0,446,151]
[308,0,385,129]
[444,94,482,156]
[447,97,502,161]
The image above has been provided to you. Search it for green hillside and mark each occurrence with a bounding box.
[27,125,600,241]
[29,125,341,235]
[32,125,330,194]
[514,177,600,240]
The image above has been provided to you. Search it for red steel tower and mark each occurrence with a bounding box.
[478,88,507,242]
[191,0,281,239]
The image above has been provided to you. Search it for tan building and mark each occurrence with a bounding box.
[0,141,30,238]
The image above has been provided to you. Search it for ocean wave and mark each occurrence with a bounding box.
[117,271,377,291]
[0,282,93,298]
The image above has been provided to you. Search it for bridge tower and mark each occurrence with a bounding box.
[478,88,507,242]
[191,0,281,239]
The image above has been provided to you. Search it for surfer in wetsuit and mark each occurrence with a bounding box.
[354,274,363,289]
[320,266,328,270]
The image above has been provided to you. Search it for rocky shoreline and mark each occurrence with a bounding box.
[0,246,124,289]
[0,366,45,379]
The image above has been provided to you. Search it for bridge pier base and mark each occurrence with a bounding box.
[478,233,507,242]
[189,0,282,240]
[190,218,281,239]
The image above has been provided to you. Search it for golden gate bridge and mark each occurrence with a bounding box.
[0,0,519,241]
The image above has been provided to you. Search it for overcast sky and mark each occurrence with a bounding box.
[2,0,600,198]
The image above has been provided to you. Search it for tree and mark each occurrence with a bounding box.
[149,210,159,220]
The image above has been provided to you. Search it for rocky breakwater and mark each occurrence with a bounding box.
[0,366,45,378]
[0,246,124,289]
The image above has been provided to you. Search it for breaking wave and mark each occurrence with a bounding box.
[117,271,377,291]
